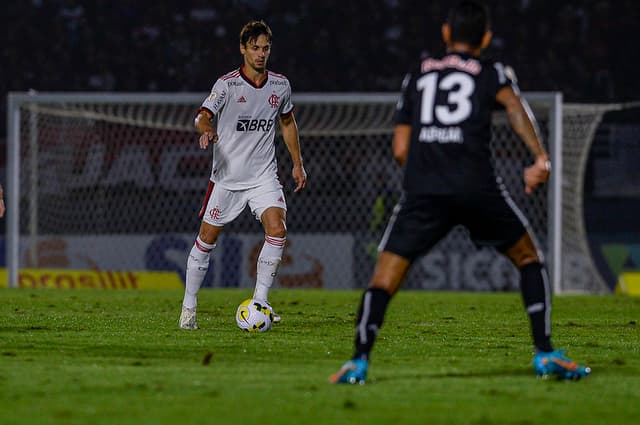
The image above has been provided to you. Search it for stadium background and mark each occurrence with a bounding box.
[2,0,640,291]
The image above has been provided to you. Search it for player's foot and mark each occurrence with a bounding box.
[264,301,281,323]
[329,359,368,384]
[533,349,591,380]
[179,306,198,329]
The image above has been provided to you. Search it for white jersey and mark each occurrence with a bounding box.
[199,66,294,190]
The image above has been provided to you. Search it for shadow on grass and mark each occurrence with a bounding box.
[373,367,532,383]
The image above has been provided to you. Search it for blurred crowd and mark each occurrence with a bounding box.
[2,0,639,132]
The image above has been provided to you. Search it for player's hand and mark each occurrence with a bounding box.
[0,198,5,218]
[199,130,218,149]
[292,163,307,192]
[524,155,550,195]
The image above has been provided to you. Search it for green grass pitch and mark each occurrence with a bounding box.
[1,288,639,425]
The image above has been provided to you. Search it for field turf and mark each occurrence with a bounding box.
[1,288,639,425]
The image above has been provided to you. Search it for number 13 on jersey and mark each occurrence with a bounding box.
[417,71,475,125]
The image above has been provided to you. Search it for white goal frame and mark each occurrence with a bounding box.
[6,91,565,291]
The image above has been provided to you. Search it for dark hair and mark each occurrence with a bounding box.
[239,20,272,46]
[447,0,490,47]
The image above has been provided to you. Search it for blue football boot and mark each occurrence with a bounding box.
[533,350,591,380]
[329,359,368,384]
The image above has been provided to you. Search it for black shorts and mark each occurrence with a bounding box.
[379,189,529,262]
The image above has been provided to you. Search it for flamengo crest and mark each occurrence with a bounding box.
[268,94,279,109]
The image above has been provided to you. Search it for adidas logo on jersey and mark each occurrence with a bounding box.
[237,96,247,103]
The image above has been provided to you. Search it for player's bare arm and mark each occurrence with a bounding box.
[279,112,307,192]
[194,109,218,149]
[496,86,550,194]
[392,124,412,167]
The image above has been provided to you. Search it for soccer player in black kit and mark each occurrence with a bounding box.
[330,0,590,384]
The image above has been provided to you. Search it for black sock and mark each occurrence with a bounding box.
[352,287,392,361]
[519,262,554,352]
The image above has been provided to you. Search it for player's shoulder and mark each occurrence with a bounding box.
[398,56,426,85]
[220,68,241,81]
[267,70,289,81]
[214,68,244,91]
[267,70,291,88]
[480,55,518,81]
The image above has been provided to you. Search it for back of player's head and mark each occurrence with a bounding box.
[447,0,490,47]
[240,20,273,46]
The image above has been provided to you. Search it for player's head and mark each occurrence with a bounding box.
[240,20,272,72]
[442,0,492,52]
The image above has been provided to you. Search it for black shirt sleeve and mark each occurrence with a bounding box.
[492,61,520,95]
[394,72,414,125]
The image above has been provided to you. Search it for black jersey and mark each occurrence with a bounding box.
[395,52,518,194]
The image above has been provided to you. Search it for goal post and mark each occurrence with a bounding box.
[3,91,614,293]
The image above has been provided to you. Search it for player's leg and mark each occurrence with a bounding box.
[329,252,411,384]
[249,187,288,321]
[355,252,410,356]
[180,183,244,329]
[503,233,553,352]
[179,222,223,329]
[255,206,286,321]
[503,233,590,379]
[331,195,450,384]
[466,189,590,379]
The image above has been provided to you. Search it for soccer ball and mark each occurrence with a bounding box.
[235,298,273,333]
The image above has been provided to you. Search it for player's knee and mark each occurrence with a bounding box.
[513,254,539,269]
[265,220,287,238]
[199,225,221,245]
[198,232,217,245]
[368,251,410,295]
[261,207,287,238]
[503,233,540,268]
[268,226,286,238]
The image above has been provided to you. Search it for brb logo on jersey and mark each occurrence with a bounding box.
[268,94,280,109]
[236,119,275,132]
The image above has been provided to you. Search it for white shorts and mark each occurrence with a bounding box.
[198,180,287,226]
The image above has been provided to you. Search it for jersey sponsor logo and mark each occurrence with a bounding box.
[236,119,275,132]
[268,94,280,109]
[228,81,243,86]
[421,55,481,75]
[418,125,463,143]
[269,80,287,86]
[237,96,247,103]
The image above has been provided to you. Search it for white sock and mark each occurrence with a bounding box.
[253,235,285,301]
[182,236,216,309]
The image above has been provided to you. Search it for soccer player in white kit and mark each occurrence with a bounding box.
[179,20,307,329]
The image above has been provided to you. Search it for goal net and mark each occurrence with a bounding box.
[4,92,616,293]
